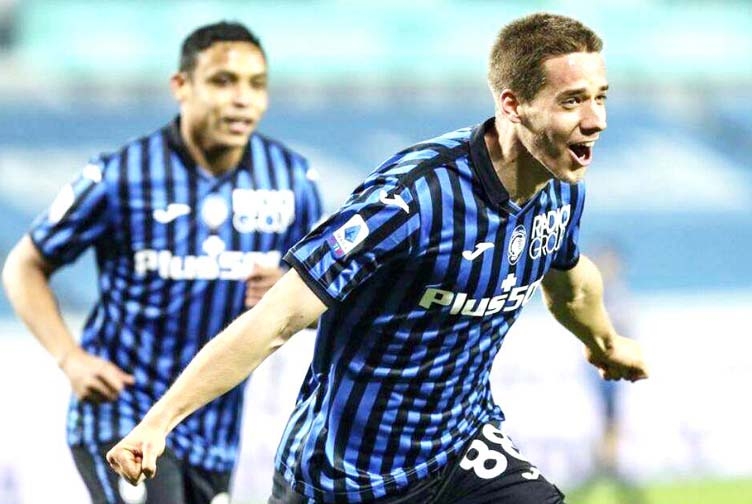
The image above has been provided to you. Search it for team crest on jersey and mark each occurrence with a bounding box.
[529,205,571,259]
[201,194,230,230]
[327,214,369,258]
[507,225,527,265]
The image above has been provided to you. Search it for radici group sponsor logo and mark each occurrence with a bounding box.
[529,205,571,260]
[232,189,295,233]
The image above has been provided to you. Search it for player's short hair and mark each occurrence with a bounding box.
[488,13,602,102]
[179,21,265,74]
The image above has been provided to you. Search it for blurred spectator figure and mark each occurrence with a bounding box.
[571,241,647,503]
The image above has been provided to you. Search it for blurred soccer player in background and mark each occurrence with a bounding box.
[571,242,647,503]
[106,13,648,503]
[2,21,321,504]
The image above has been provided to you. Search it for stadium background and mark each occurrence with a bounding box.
[0,1,750,502]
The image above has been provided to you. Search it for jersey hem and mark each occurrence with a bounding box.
[275,411,502,502]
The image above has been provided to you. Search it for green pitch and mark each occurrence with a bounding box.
[238,477,752,504]
[565,477,752,504]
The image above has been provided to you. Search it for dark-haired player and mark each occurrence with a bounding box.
[2,21,321,504]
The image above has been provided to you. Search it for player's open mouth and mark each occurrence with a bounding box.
[568,141,594,166]
[224,118,254,134]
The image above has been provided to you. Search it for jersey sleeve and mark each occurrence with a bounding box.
[551,181,586,270]
[28,159,111,266]
[283,178,419,306]
[284,157,324,251]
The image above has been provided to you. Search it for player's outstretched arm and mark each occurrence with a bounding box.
[106,268,326,484]
[541,255,648,382]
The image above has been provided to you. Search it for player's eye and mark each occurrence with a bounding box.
[210,74,234,86]
[562,96,581,107]
[250,77,268,90]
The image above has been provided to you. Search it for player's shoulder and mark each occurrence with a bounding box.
[92,123,167,177]
[369,124,475,190]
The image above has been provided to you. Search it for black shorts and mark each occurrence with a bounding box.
[268,420,565,503]
[71,441,231,504]
[268,422,564,504]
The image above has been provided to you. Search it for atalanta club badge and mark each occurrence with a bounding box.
[507,225,527,265]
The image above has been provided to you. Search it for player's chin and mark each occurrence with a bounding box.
[551,166,587,184]
[213,131,253,149]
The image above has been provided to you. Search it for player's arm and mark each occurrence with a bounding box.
[541,254,648,382]
[107,267,326,485]
[2,235,76,366]
[1,235,134,401]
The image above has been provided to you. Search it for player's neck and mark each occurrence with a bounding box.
[181,132,244,176]
[487,119,550,206]
[191,145,244,176]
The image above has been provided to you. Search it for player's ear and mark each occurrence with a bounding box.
[170,71,190,102]
[498,89,522,124]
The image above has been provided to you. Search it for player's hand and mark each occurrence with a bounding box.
[106,424,166,485]
[585,334,649,382]
[60,347,135,403]
[245,264,285,308]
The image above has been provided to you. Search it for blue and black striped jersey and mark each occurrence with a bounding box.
[280,118,585,502]
[30,118,322,471]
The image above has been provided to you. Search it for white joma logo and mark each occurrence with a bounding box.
[379,189,409,214]
[462,242,494,260]
[153,203,191,224]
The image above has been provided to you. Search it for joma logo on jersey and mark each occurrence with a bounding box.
[134,249,280,280]
[529,205,571,259]
[232,189,295,233]
[419,278,542,317]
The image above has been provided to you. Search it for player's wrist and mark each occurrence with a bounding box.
[139,410,173,438]
[55,344,79,370]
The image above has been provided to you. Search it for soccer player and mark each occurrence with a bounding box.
[105,13,648,503]
[1,21,321,504]
[572,242,647,503]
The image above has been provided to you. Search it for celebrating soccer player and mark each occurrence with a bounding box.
[2,21,322,504]
[104,13,648,503]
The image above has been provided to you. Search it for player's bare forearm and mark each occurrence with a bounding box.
[140,268,326,435]
[1,235,78,365]
[541,254,615,356]
[542,255,649,381]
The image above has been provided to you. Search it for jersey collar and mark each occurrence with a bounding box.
[469,117,512,211]
[166,116,197,172]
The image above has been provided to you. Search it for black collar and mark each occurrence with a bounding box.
[469,117,511,209]
[165,116,197,171]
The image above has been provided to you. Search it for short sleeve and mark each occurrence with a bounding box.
[284,179,419,306]
[29,159,111,266]
[551,182,586,270]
